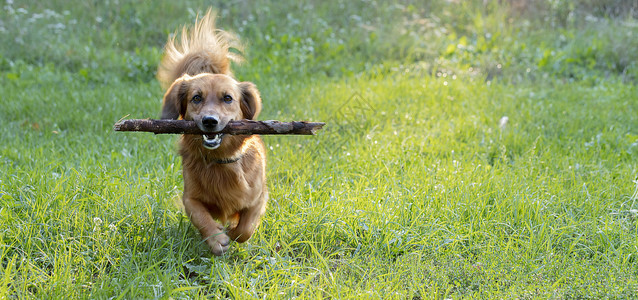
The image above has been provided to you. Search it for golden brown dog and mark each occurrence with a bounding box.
[157,10,267,256]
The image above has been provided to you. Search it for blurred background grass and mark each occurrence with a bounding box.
[1,0,637,85]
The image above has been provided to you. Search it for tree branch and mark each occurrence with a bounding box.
[113,119,325,135]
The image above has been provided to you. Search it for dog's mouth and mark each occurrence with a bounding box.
[202,133,224,150]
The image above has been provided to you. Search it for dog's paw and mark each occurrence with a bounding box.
[208,232,231,256]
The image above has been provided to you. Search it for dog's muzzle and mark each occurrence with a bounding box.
[200,115,224,149]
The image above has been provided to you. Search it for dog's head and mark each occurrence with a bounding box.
[160,73,261,150]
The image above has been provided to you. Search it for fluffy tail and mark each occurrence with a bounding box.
[157,9,244,90]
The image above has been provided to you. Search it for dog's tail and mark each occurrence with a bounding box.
[157,9,243,90]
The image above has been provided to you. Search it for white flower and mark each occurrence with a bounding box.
[499,116,509,129]
[93,217,103,232]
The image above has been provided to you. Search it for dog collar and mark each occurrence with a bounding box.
[214,155,242,164]
[198,148,244,165]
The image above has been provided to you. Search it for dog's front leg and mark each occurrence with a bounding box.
[183,197,230,256]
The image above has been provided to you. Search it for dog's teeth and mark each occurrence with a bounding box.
[202,134,223,150]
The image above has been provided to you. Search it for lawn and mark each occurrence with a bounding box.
[1,0,638,298]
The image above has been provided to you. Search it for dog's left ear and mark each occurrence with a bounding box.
[238,82,262,120]
[161,76,190,119]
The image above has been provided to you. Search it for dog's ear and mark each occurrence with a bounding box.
[161,77,190,119]
[238,82,262,120]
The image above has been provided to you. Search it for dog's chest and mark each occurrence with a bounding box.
[187,163,253,211]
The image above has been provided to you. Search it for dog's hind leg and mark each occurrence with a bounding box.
[183,197,230,256]
[227,192,268,243]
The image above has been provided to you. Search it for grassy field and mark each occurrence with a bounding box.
[1,0,638,298]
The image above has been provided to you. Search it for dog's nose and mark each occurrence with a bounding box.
[202,116,219,128]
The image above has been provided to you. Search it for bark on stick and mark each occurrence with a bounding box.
[113,119,325,135]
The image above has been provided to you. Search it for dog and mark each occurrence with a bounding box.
[157,10,267,256]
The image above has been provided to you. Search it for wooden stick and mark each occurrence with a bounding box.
[113,119,325,135]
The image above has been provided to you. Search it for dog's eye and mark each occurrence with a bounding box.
[223,94,233,103]
[191,94,202,104]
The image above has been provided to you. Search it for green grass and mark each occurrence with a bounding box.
[1,0,638,298]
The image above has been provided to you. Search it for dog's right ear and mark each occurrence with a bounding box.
[160,76,190,119]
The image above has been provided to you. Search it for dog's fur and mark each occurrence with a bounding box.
[158,10,267,256]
